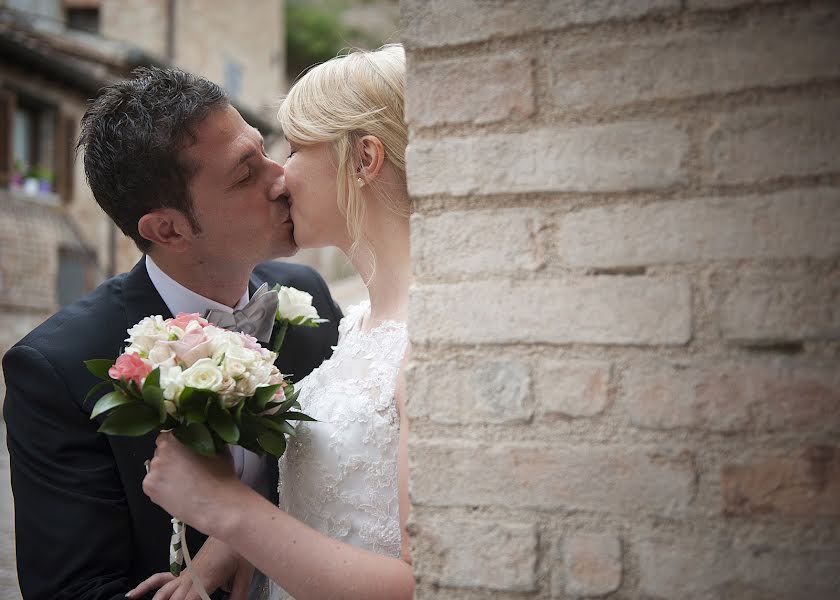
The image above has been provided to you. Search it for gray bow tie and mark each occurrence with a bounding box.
[203,283,278,344]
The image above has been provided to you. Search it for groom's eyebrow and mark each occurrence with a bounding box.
[227,128,266,176]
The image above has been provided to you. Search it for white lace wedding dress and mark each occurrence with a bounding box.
[266,301,408,600]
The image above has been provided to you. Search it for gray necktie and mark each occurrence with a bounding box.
[203,283,278,344]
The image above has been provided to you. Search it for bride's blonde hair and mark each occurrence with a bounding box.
[277,43,408,259]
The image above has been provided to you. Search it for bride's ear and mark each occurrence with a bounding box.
[356,135,386,185]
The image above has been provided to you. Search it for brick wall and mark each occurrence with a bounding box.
[403,1,840,598]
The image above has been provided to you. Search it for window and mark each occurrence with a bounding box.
[66,7,100,33]
[64,0,101,33]
[0,90,75,200]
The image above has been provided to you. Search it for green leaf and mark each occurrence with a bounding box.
[90,389,133,420]
[236,414,264,455]
[253,384,282,412]
[178,388,210,423]
[97,402,160,436]
[172,422,215,457]
[283,387,300,405]
[185,400,209,425]
[232,399,246,423]
[284,411,317,422]
[84,359,115,380]
[143,367,161,388]
[266,390,299,417]
[259,416,296,437]
[257,431,287,458]
[207,402,239,444]
[84,380,114,407]
[141,368,166,423]
[271,321,289,353]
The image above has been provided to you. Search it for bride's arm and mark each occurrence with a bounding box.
[143,362,414,600]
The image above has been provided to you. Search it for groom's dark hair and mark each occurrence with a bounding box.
[77,66,230,252]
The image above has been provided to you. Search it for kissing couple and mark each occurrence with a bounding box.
[4,44,414,600]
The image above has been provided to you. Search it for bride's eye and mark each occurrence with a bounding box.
[287,150,296,159]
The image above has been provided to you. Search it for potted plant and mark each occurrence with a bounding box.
[11,159,25,188]
[31,166,55,194]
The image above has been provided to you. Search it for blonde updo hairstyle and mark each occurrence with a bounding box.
[277,43,408,259]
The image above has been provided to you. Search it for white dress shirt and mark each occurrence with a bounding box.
[145,255,264,487]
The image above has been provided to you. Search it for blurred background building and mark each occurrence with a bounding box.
[0,0,397,595]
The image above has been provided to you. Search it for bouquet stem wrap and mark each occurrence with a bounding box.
[179,521,211,600]
[169,518,183,576]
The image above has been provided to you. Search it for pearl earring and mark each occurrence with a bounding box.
[356,177,365,188]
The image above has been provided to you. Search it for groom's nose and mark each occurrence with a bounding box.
[268,172,287,201]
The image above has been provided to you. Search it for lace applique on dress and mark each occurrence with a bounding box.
[268,301,407,599]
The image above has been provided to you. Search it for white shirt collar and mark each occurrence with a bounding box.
[145,254,250,317]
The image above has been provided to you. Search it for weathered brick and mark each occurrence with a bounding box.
[623,360,840,433]
[410,278,692,346]
[402,0,678,48]
[411,209,542,277]
[638,535,840,599]
[719,273,840,344]
[414,517,538,591]
[722,446,840,517]
[557,188,840,268]
[536,359,611,418]
[558,533,622,597]
[549,7,840,110]
[410,441,696,514]
[406,122,689,196]
[704,99,840,184]
[407,51,535,127]
[408,360,533,424]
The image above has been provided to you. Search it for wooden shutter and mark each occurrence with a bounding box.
[0,90,16,188]
[54,112,77,202]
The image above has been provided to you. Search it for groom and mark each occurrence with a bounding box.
[2,67,341,600]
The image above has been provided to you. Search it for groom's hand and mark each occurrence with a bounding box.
[126,536,254,600]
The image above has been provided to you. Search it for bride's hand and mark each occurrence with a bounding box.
[125,537,254,600]
[142,431,244,535]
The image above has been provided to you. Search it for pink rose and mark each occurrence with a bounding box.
[109,353,153,388]
[166,331,212,367]
[169,312,208,332]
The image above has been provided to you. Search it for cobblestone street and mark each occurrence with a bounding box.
[0,422,21,599]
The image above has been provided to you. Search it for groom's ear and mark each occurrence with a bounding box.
[137,209,193,252]
[357,135,386,184]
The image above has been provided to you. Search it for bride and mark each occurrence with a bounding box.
[138,44,413,599]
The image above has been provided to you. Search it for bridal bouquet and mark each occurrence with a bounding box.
[84,287,325,588]
[85,312,311,459]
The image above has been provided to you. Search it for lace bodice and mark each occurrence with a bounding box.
[268,301,408,599]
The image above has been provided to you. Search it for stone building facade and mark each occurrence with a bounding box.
[403,0,840,597]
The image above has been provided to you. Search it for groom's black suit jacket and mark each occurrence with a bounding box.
[2,258,342,600]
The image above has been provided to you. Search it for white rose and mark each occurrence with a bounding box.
[181,358,224,391]
[275,286,319,321]
[222,345,265,376]
[247,362,275,387]
[148,342,178,369]
[126,315,169,353]
[160,365,185,402]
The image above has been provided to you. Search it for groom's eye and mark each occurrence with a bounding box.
[237,170,252,185]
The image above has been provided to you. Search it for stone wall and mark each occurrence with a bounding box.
[403,1,840,598]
